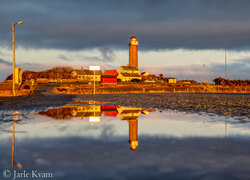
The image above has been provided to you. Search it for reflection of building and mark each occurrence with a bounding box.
[71,105,102,118]
[101,106,118,117]
[39,105,103,120]
[117,107,141,120]
[129,35,139,67]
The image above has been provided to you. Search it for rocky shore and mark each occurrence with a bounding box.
[77,93,249,120]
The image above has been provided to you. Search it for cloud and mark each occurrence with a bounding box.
[58,55,69,61]
[0,136,250,179]
[0,58,12,66]
[1,0,250,51]
[83,46,115,62]
[141,59,250,81]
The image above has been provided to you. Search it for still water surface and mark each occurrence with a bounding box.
[0,101,250,179]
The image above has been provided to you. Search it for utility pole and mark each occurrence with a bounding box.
[12,24,15,95]
[225,32,227,80]
[12,21,23,95]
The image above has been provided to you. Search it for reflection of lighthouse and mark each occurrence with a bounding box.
[129,35,139,67]
[117,107,141,151]
[129,119,138,151]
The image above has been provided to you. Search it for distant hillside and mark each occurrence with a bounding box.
[5,66,74,81]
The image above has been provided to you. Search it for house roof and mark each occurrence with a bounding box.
[141,72,149,76]
[101,106,117,111]
[119,116,139,121]
[120,73,141,77]
[104,70,118,76]
[101,75,117,78]
[104,111,118,117]
[120,110,141,114]
[74,69,102,75]
[142,74,157,78]
[120,66,139,71]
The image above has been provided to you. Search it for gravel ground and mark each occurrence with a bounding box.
[0,87,249,121]
[77,93,250,120]
[0,84,76,111]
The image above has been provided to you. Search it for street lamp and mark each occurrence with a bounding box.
[12,21,23,95]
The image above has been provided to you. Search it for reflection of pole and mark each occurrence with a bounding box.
[12,24,16,95]
[225,117,227,153]
[12,122,16,166]
[94,101,95,117]
[94,70,95,94]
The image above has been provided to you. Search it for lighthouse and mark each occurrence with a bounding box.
[129,35,139,67]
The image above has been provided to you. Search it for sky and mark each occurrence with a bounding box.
[0,0,250,81]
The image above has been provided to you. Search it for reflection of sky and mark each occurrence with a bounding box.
[1,108,250,179]
[1,136,250,180]
[0,110,250,141]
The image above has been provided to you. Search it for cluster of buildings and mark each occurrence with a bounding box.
[71,35,176,84]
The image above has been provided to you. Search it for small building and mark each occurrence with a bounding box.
[117,66,141,82]
[166,78,176,84]
[15,68,22,85]
[101,70,118,84]
[72,67,102,82]
[141,72,157,83]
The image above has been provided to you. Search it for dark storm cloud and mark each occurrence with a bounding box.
[1,0,250,50]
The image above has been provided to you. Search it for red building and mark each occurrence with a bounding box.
[101,70,118,84]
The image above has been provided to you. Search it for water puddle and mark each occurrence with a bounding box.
[0,101,250,179]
